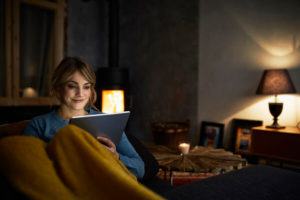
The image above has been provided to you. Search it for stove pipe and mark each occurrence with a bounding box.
[108,0,119,68]
[96,0,129,112]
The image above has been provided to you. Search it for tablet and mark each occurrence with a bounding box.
[69,111,130,145]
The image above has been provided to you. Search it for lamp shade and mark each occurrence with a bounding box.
[256,69,296,95]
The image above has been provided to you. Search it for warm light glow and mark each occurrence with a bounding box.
[23,87,38,97]
[228,10,300,68]
[255,38,295,57]
[178,143,190,154]
[225,95,298,127]
[266,46,292,57]
[101,90,125,113]
[258,52,300,69]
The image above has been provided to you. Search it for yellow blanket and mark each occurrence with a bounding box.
[0,125,164,200]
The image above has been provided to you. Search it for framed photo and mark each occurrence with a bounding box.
[199,121,224,148]
[230,119,263,154]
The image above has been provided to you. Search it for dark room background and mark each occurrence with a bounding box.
[67,0,199,143]
[5,0,297,147]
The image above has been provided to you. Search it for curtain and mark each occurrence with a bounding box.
[0,0,5,96]
[20,3,53,97]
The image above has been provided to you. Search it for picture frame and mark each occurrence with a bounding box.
[230,119,263,154]
[199,121,224,148]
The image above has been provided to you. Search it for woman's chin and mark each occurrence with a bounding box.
[70,104,87,111]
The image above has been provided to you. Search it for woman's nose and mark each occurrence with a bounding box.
[76,87,83,96]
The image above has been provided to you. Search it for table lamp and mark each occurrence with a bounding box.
[256,69,296,129]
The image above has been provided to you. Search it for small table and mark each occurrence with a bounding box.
[147,145,247,185]
[251,126,300,164]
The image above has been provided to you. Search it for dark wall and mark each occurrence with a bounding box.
[67,0,108,69]
[67,0,199,142]
[119,1,198,141]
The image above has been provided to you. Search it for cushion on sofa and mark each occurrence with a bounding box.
[0,120,29,138]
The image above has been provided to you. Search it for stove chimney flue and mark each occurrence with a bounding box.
[108,0,119,68]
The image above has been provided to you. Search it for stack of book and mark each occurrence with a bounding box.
[170,171,217,186]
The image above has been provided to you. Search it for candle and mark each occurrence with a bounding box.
[178,143,190,154]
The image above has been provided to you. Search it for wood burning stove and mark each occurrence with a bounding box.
[96,67,129,113]
[95,0,130,113]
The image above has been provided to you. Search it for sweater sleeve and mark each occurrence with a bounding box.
[117,133,145,179]
[23,119,41,138]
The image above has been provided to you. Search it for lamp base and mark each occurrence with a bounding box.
[267,102,285,129]
[266,124,285,129]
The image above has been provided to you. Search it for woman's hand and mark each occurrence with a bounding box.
[96,136,119,159]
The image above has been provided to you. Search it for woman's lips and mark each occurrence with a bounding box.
[72,99,85,103]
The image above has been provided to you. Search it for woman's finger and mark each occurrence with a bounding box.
[96,136,119,158]
[97,136,114,148]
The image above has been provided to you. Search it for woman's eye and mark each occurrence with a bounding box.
[66,84,77,89]
[83,85,91,90]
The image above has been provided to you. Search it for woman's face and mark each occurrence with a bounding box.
[61,71,92,111]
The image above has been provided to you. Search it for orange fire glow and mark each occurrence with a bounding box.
[101,90,125,113]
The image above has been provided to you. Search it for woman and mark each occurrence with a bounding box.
[23,57,145,179]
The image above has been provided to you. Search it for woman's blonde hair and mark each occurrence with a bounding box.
[51,57,97,110]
